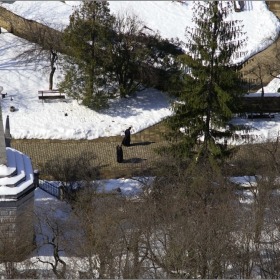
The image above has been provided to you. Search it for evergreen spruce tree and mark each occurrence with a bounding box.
[165,1,247,164]
[58,1,115,109]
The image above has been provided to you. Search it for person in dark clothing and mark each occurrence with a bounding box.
[116,145,123,163]
[122,127,132,147]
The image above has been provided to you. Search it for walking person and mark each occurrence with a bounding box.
[116,145,123,163]
[122,127,132,147]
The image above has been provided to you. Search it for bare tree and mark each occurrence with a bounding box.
[38,152,125,278]
[133,158,240,278]
[34,201,78,279]
[246,57,269,98]
[38,151,100,205]
[14,20,64,90]
[0,202,37,278]
[257,190,280,278]
[264,42,280,85]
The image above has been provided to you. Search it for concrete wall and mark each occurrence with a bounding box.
[0,6,62,48]
[266,1,280,11]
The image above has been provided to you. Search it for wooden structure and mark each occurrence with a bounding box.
[235,96,280,113]
[38,89,65,100]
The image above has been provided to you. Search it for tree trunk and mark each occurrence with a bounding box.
[49,66,56,90]
[49,51,57,90]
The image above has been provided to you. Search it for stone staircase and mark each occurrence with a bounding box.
[0,147,34,200]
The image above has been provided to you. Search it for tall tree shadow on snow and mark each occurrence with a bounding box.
[100,88,170,118]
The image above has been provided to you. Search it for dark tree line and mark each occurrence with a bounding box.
[2,140,280,278]
[58,1,180,110]
[14,1,181,109]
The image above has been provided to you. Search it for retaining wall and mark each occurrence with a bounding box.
[0,6,62,48]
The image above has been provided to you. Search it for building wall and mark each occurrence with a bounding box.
[0,6,62,49]
[266,1,280,20]
[0,188,35,261]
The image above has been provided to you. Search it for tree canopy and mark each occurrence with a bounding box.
[165,1,247,164]
[58,1,115,109]
[58,1,178,109]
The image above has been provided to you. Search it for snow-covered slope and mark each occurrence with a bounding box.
[0,1,278,140]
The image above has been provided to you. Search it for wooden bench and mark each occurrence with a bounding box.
[38,90,65,100]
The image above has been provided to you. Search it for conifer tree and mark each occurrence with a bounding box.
[165,1,247,163]
[58,1,115,109]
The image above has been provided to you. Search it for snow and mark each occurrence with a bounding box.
[108,1,280,64]
[0,164,15,177]
[32,178,145,259]
[0,1,278,140]
[0,1,278,273]
[1,1,73,30]
[230,176,258,188]
[0,147,33,197]
[40,177,144,198]
[96,178,144,195]
[0,149,25,187]
[226,76,280,144]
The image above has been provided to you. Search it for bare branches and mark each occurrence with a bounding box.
[14,19,64,89]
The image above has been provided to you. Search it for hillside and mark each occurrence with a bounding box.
[0,1,279,141]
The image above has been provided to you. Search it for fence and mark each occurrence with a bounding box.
[39,180,63,200]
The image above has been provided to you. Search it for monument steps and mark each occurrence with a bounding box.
[0,148,34,201]
[0,149,26,187]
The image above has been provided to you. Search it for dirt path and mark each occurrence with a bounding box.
[11,122,169,179]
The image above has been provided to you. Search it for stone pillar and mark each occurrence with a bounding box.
[5,115,11,147]
[0,103,7,165]
[33,170,39,189]
[59,186,64,201]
